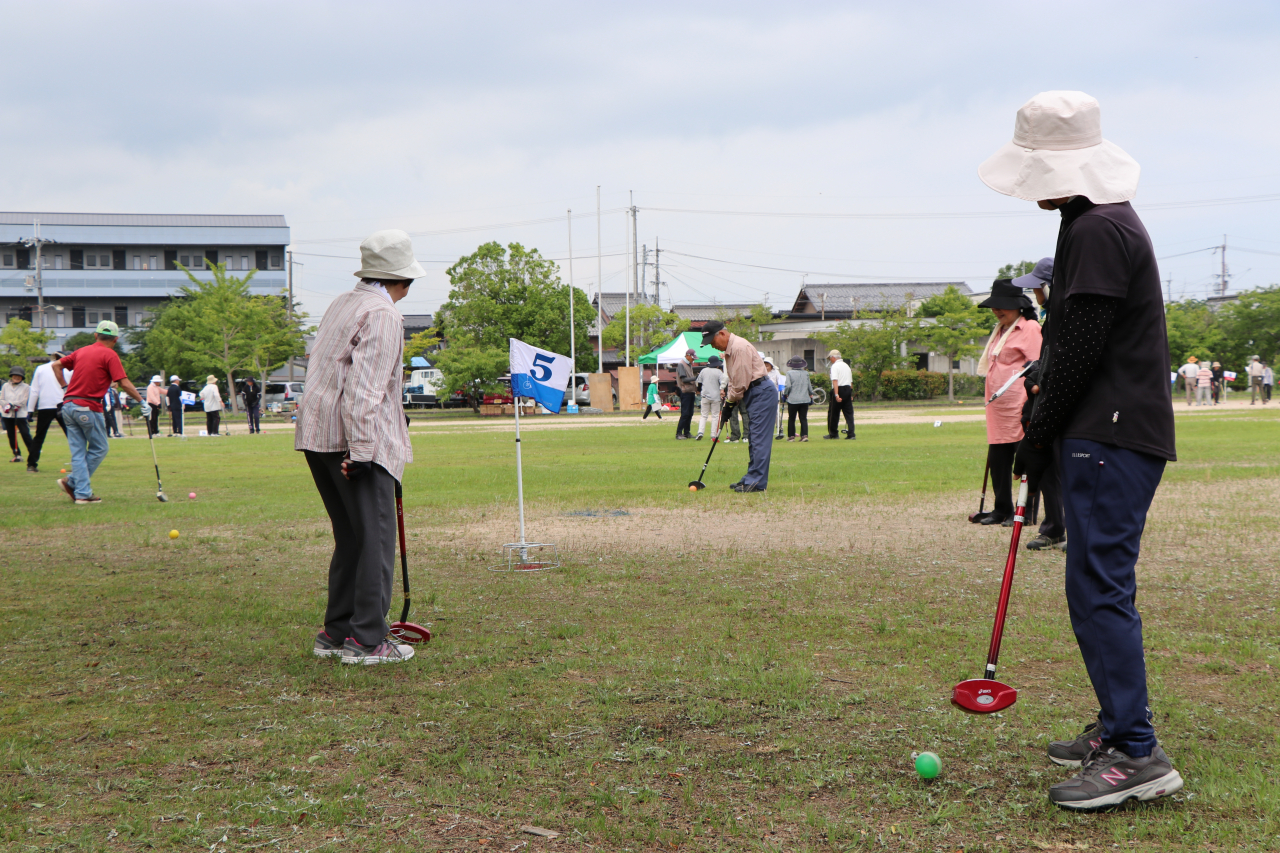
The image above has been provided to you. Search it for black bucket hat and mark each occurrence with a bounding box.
[977,279,1034,311]
[707,355,723,368]
[8,366,25,379]
[786,356,806,369]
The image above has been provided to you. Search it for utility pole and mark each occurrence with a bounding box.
[652,238,662,309]
[630,192,638,363]
[287,249,295,383]
[640,245,649,303]
[1165,276,1173,306]
[596,186,603,373]
[1219,234,1229,296]
[566,209,576,379]
[624,194,631,366]
[20,219,49,331]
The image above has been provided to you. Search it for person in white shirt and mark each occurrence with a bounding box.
[25,354,68,473]
[197,375,224,436]
[2,367,32,463]
[1264,364,1274,404]
[764,357,786,439]
[694,355,724,440]
[825,349,855,440]
[1247,356,1266,405]
[1176,357,1200,407]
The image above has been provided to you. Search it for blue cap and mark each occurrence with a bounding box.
[1012,257,1053,290]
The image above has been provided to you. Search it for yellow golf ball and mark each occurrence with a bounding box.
[169,530,180,540]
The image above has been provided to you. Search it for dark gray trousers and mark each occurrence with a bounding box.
[305,450,397,647]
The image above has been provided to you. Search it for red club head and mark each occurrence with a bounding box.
[952,678,1017,713]
[389,621,431,644]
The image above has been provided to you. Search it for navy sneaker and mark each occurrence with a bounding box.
[1049,745,1183,809]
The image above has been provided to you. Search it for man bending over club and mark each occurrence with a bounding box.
[981,91,1182,808]
[49,321,149,504]
[703,319,774,492]
[296,229,419,665]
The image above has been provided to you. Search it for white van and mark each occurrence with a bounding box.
[404,368,445,407]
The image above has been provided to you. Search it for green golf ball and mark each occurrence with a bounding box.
[915,751,941,779]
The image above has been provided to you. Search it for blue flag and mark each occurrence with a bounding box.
[509,338,573,414]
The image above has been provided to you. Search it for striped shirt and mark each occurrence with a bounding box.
[294,283,412,481]
[721,332,766,402]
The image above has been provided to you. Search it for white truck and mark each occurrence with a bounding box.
[403,368,446,407]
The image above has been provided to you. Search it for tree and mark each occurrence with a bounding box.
[437,242,592,356]
[0,319,55,362]
[817,309,918,401]
[601,302,688,354]
[404,328,441,371]
[997,260,1036,279]
[916,285,993,401]
[62,331,98,352]
[717,303,775,342]
[1219,285,1280,367]
[431,344,509,413]
[1164,300,1226,368]
[144,262,307,412]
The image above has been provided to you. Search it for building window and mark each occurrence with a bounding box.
[88,312,98,324]
[179,254,190,267]
[149,255,157,270]
[56,312,65,328]
[86,254,97,267]
[54,255,63,270]
[133,255,142,270]
[135,313,143,326]
[72,306,85,327]
[224,255,236,271]
[115,306,128,327]
[2,254,11,267]
[952,359,961,370]
[271,254,281,268]
[241,255,249,271]
[101,254,111,268]
[41,255,51,269]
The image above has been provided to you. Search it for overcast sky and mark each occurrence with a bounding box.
[4,1,1279,320]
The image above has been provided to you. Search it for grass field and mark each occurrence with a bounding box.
[2,406,1278,852]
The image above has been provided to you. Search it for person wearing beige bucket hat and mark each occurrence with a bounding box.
[982,92,1183,809]
[296,229,420,665]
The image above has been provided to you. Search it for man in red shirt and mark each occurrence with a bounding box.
[48,320,149,504]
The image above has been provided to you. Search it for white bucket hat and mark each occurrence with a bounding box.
[978,91,1140,204]
[354,229,427,281]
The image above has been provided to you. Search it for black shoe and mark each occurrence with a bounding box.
[844,435,856,440]
[26,464,37,473]
[675,435,689,440]
[1049,745,1183,809]
[730,482,764,493]
[822,434,839,440]
[979,513,1009,526]
[1048,717,1105,768]
[1027,533,1066,551]
[1001,516,1016,527]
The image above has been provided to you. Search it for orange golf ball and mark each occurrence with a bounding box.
[60,468,67,473]
[689,485,698,492]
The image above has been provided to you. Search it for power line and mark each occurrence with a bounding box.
[295,207,629,245]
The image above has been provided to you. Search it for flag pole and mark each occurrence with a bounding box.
[514,392,526,547]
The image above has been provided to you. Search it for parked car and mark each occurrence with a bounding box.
[262,381,305,408]
[403,368,445,407]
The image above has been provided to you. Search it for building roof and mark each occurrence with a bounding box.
[669,303,761,323]
[402,314,434,330]
[0,212,288,228]
[789,282,971,315]
[590,292,659,323]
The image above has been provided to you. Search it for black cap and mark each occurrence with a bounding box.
[700,319,725,345]
[707,355,723,368]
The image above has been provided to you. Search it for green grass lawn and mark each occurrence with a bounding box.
[1,408,1277,851]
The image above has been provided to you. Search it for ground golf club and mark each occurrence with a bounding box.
[952,474,1029,714]
[145,418,168,503]
[389,481,431,644]
[968,460,990,522]
[688,401,733,491]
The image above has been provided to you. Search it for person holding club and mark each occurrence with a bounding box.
[982,90,1182,808]
[296,229,418,665]
[25,352,69,473]
[47,320,149,504]
[703,319,774,492]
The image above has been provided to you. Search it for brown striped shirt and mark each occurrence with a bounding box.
[294,283,412,481]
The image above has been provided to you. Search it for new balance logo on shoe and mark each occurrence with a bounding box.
[1099,768,1129,786]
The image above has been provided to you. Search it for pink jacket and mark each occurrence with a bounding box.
[983,316,1043,445]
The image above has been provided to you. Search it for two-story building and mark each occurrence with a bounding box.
[0,212,290,352]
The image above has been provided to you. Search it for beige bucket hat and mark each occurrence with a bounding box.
[978,91,1140,204]
[354,229,427,280]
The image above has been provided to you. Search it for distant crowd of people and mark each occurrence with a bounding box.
[1176,355,1271,406]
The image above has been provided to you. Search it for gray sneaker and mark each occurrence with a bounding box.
[1048,718,1105,768]
[312,631,345,658]
[1049,745,1183,809]
[341,637,415,665]
[1027,534,1066,551]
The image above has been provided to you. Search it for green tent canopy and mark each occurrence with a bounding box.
[637,331,719,364]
